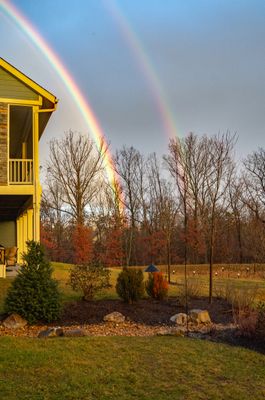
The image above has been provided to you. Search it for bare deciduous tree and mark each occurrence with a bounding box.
[205,133,236,302]
[147,153,179,281]
[243,147,265,223]
[114,146,147,264]
[165,132,236,302]
[46,130,106,225]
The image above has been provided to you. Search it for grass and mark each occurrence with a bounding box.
[0,336,264,399]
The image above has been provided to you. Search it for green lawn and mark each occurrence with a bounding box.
[0,336,264,400]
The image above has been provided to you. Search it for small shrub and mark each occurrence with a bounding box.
[214,281,259,311]
[179,277,201,306]
[255,302,265,340]
[116,267,144,303]
[145,272,168,300]
[227,283,259,338]
[213,283,226,299]
[5,241,60,324]
[234,309,258,338]
[228,284,258,311]
[69,262,111,301]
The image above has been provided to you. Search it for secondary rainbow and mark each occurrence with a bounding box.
[0,0,123,212]
[104,0,179,140]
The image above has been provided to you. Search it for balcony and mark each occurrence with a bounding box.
[9,159,33,185]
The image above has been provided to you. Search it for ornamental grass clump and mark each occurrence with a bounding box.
[145,272,168,300]
[69,262,111,301]
[116,267,144,303]
[255,302,265,340]
[5,241,61,324]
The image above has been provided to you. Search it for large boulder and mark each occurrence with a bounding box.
[189,309,211,324]
[170,313,188,326]
[103,311,125,323]
[2,313,27,329]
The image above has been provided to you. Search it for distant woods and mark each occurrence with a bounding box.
[41,130,265,274]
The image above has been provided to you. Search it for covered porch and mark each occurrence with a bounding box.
[0,194,36,265]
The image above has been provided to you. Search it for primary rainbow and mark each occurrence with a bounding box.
[0,0,123,213]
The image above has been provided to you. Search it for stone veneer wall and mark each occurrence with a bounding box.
[0,103,8,185]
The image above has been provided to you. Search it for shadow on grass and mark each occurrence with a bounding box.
[192,325,265,355]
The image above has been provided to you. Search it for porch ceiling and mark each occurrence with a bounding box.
[0,195,32,221]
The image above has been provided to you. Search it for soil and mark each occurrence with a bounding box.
[59,297,233,326]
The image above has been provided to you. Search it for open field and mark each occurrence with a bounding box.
[0,336,264,400]
[41,262,265,303]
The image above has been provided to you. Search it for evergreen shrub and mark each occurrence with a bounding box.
[5,241,61,324]
[116,267,144,303]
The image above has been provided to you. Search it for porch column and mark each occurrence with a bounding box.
[16,217,21,263]
[17,215,24,263]
[23,213,28,254]
[27,209,33,241]
[33,106,40,242]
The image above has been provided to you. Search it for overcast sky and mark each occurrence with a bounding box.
[1,0,265,166]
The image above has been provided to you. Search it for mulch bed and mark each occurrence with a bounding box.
[59,297,233,326]
[0,297,264,353]
[0,297,234,339]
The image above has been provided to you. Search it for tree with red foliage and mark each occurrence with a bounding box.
[40,223,55,251]
[141,230,166,265]
[183,218,206,264]
[72,224,93,264]
[102,227,124,267]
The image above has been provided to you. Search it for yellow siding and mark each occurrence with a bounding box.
[0,67,39,101]
[0,221,16,247]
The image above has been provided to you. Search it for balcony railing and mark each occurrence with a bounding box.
[9,159,33,184]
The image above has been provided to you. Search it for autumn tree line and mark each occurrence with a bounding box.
[41,131,265,275]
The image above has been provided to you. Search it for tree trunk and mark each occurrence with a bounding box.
[167,238,171,283]
[209,217,215,304]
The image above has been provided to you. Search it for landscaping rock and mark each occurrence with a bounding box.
[63,328,87,337]
[103,311,125,323]
[38,328,58,338]
[170,313,188,325]
[38,327,86,338]
[157,327,186,337]
[189,309,211,324]
[2,313,27,329]
[55,327,64,336]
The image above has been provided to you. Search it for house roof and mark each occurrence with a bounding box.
[0,57,58,105]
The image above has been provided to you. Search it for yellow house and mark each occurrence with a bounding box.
[0,58,57,264]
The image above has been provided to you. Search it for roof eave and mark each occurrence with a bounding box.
[0,57,58,105]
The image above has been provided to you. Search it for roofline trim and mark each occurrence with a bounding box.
[0,58,58,104]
